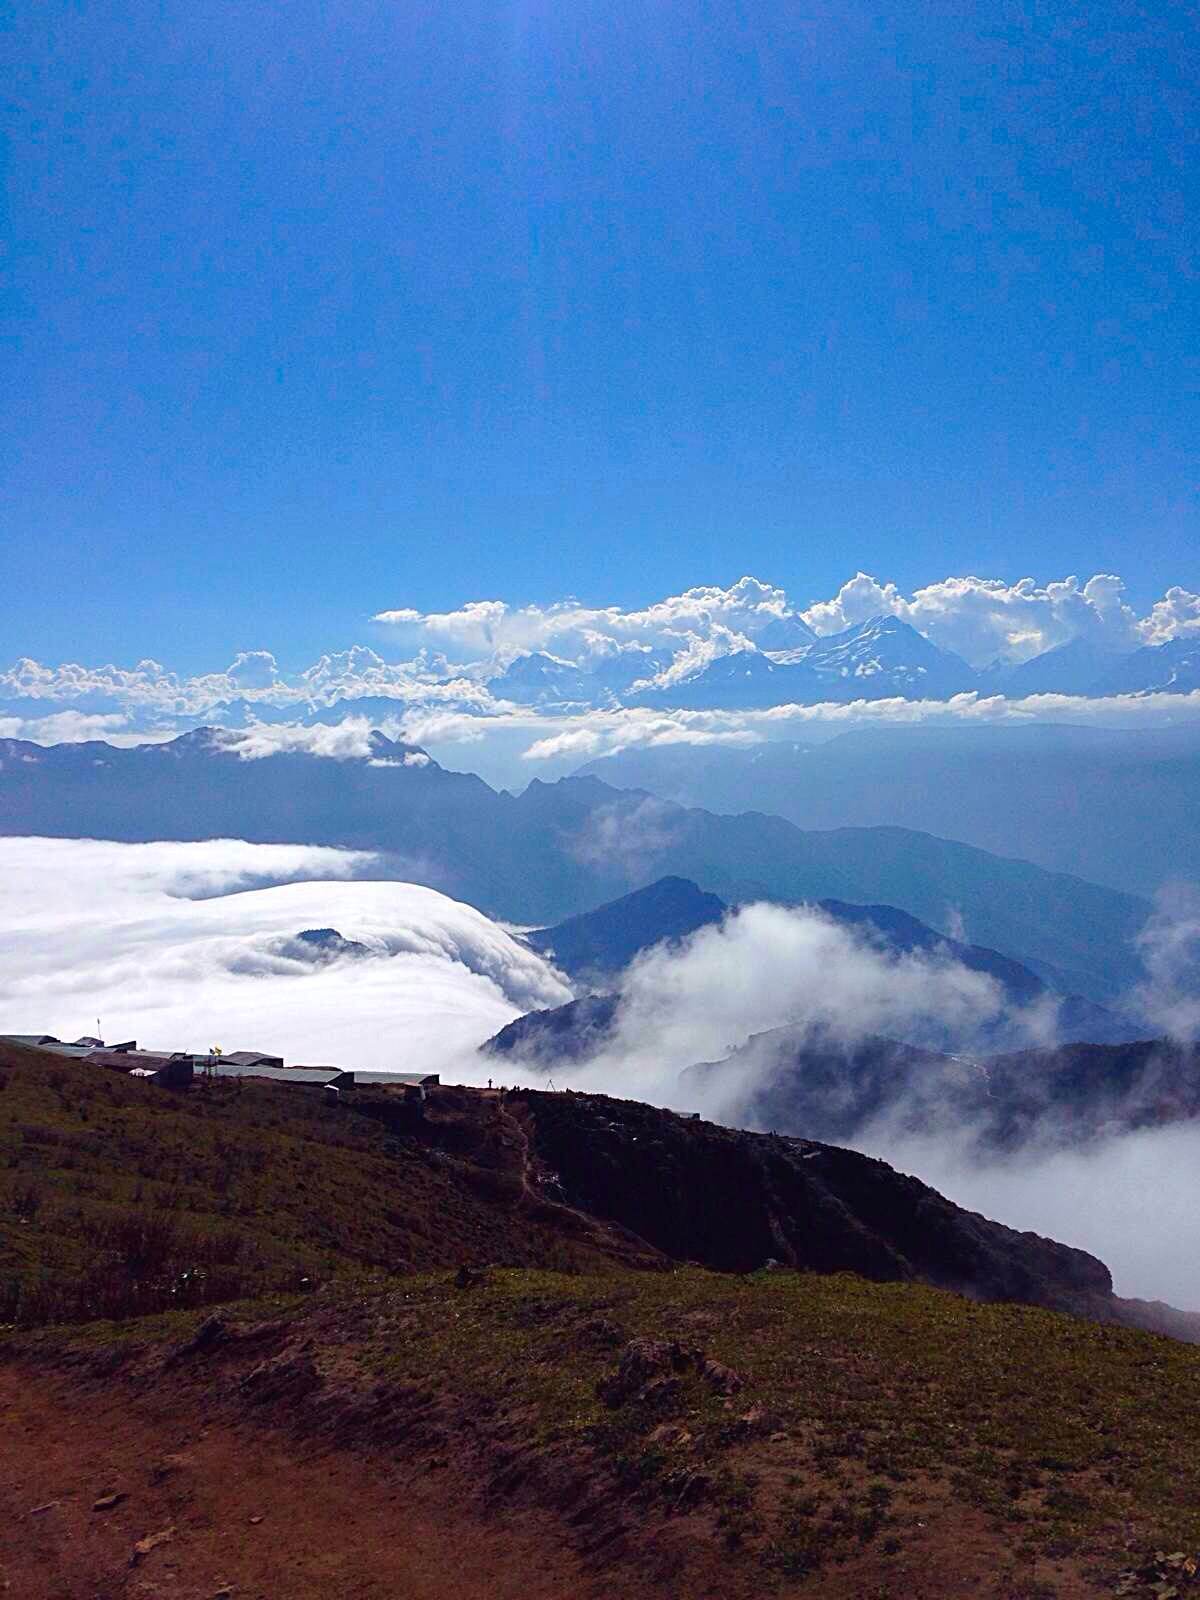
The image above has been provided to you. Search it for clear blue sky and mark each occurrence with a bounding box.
[5,0,1197,672]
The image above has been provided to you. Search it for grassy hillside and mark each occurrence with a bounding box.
[10,1266,1200,1597]
[0,1042,621,1325]
[5,1041,1200,1593]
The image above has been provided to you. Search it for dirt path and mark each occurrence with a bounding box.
[0,1365,598,1600]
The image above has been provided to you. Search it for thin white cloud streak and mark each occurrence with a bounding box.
[514,688,1200,763]
[0,711,133,743]
[214,720,387,761]
[0,839,571,1073]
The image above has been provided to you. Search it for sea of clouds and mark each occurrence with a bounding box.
[0,837,571,1073]
[4,834,1198,1307]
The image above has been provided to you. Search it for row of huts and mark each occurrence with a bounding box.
[0,1034,440,1096]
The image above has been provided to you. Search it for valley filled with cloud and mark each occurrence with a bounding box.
[0,838,571,1075]
[4,834,1198,1307]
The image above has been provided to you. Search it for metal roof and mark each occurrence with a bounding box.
[341,1070,441,1086]
[206,1062,341,1085]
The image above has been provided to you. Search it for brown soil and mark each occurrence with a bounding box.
[0,1365,600,1600]
[0,1356,1120,1600]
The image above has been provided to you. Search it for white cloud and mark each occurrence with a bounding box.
[506,687,1200,768]
[870,1124,1200,1308]
[801,572,1143,664]
[226,650,281,690]
[5,572,1200,743]
[533,901,1009,1109]
[215,720,385,762]
[0,711,132,743]
[1140,587,1200,646]
[0,838,571,1073]
[1133,884,1200,1040]
[373,576,814,664]
[377,570,1181,673]
[490,898,1200,1307]
[0,646,502,723]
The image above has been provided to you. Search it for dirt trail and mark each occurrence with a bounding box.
[490,1092,663,1264]
[0,1365,600,1600]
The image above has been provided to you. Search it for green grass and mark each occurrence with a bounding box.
[0,1043,599,1325]
[344,1266,1200,1581]
[6,1041,1200,1590]
[19,1264,1194,1586]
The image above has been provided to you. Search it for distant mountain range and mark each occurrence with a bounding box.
[0,728,1152,1000]
[6,615,1196,735]
[480,616,1200,711]
[484,988,1196,1156]
[628,616,981,710]
[480,876,1193,1154]
[577,721,1200,897]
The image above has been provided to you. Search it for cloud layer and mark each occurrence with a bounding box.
[496,900,1200,1306]
[0,838,571,1072]
[3,836,1196,1306]
[5,572,1200,736]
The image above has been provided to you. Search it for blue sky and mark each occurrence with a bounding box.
[5,0,1196,673]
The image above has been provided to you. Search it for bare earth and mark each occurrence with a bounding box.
[0,1362,1113,1600]
[0,1367,601,1600]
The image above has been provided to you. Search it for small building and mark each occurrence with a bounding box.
[206,1061,341,1088]
[86,1049,194,1088]
[221,1050,285,1070]
[332,1070,441,1088]
[0,1035,93,1058]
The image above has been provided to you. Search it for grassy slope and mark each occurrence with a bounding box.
[11,1267,1200,1596]
[0,1042,608,1323]
[5,1041,1200,1593]
[363,1270,1200,1584]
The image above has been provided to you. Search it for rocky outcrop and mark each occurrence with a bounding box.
[514,1089,1116,1319]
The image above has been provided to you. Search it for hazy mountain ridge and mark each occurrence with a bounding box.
[0,728,1151,1002]
[516,877,1141,1047]
[577,722,1200,897]
[681,1029,1200,1155]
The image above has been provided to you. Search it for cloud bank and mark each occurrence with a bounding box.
[489,901,1200,1306]
[379,571,1196,668]
[3,837,1196,1305]
[5,572,1200,738]
[0,838,571,1073]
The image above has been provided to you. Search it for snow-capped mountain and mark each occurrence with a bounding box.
[485,651,597,705]
[985,636,1135,697]
[776,615,978,701]
[1091,636,1200,696]
[625,646,788,710]
[625,616,978,709]
[485,646,675,706]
